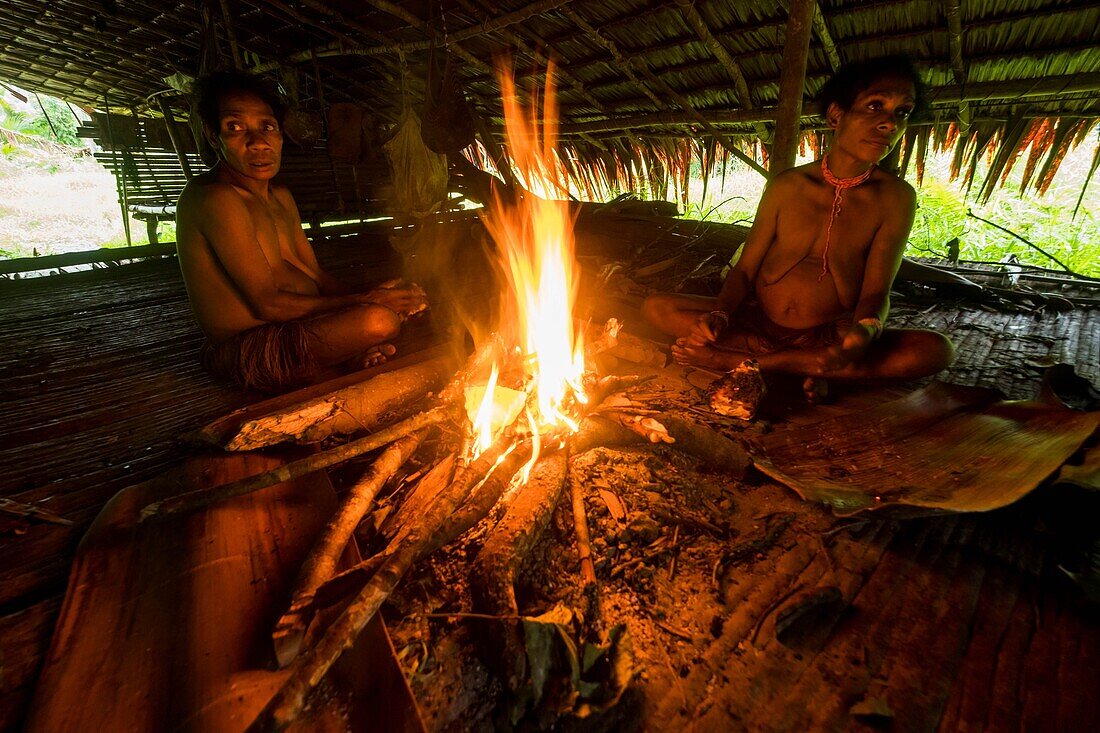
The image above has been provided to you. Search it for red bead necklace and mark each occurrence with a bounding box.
[819,155,875,279]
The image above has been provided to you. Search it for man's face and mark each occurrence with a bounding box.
[828,76,916,163]
[208,90,282,181]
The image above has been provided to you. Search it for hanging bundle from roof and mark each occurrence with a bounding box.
[382,107,449,218]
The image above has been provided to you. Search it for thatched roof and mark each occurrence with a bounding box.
[2,0,1098,195]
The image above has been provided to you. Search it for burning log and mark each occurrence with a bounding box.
[427,439,537,555]
[659,415,753,477]
[467,416,654,694]
[471,450,571,691]
[272,431,427,667]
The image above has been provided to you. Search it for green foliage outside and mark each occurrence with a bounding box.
[24,96,80,146]
[1,87,1097,281]
[681,140,1100,278]
[1,93,80,146]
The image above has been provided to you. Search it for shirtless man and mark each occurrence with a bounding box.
[643,56,953,391]
[176,71,427,392]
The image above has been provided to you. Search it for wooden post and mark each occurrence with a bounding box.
[770,0,815,176]
[102,95,132,248]
[156,96,193,180]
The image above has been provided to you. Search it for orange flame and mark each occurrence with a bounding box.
[467,60,587,472]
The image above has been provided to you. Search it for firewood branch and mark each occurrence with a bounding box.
[246,428,524,731]
[272,430,427,667]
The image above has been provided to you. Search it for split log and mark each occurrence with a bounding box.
[223,358,454,451]
[273,431,427,667]
[139,406,457,523]
[425,438,537,555]
[379,453,458,544]
[190,345,453,446]
[246,431,523,732]
[471,451,571,691]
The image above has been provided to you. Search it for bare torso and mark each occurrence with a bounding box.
[176,170,324,342]
[753,165,890,329]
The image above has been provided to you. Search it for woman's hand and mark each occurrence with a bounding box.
[361,279,429,319]
[821,322,875,371]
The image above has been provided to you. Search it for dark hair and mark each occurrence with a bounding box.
[192,70,286,132]
[817,56,928,121]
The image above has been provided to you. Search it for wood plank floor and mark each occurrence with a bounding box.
[0,225,413,731]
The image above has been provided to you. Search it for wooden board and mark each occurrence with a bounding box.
[24,450,423,732]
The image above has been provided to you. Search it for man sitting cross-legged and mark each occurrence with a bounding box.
[643,56,953,398]
[176,71,428,392]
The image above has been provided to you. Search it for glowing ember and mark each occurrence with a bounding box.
[466,61,587,468]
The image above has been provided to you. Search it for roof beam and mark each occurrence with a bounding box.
[452,0,619,151]
[674,0,753,109]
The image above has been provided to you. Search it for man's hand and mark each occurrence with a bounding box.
[361,279,429,319]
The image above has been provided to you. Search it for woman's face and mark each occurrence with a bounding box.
[827,75,916,163]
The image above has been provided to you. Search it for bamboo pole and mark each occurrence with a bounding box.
[217,0,242,70]
[944,0,971,131]
[770,0,815,175]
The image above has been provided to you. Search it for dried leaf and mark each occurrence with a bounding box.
[574,624,634,718]
[521,604,574,706]
[597,488,628,523]
[517,608,635,720]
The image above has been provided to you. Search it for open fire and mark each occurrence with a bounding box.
[465,61,589,476]
[143,61,756,732]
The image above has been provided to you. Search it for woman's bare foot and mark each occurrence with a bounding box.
[361,343,397,368]
[671,338,742,371]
